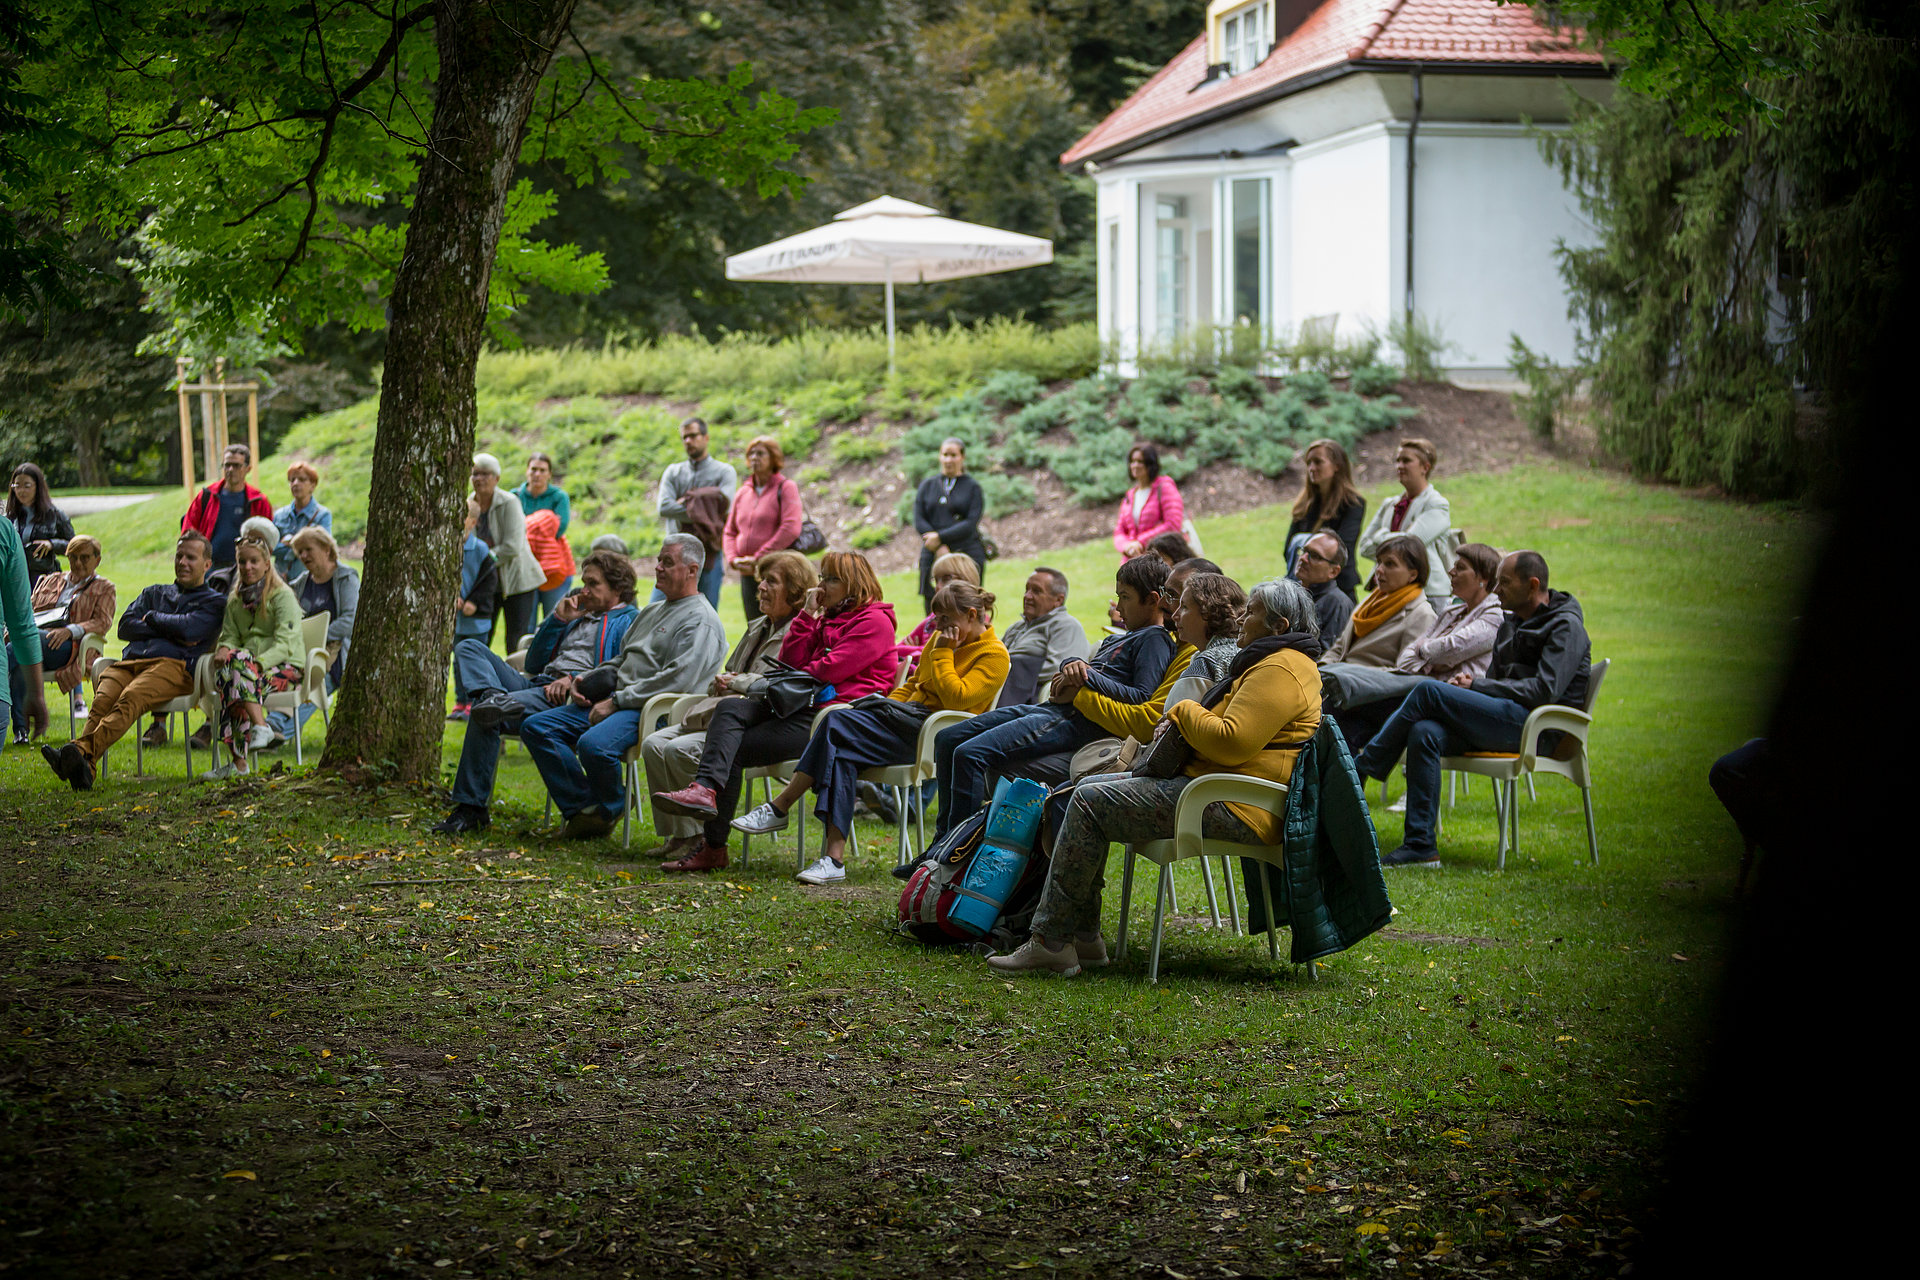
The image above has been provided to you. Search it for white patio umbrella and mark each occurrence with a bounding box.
[724,195,1054,375]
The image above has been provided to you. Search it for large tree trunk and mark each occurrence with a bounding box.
[322,0,578,780]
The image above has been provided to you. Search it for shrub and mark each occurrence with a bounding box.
[1349,362,1401,397]
[978,369,1047,408]
[1288,371,1332,404]
[1387,313,1455,383]
[1508,336,1584,440]
[829,432,892,464]
[978,473,1037,518]
[851,524,894,550]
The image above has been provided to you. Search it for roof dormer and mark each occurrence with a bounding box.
[1207,0,1275,77]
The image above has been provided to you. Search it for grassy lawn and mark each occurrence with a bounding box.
[1,463,1796,1277]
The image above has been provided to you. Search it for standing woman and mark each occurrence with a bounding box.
[1355,438,1453,607]
[7,463,75,585]
[469,453,543,654]
[514,453,574,621]
[723,436,803,623]
[1112,444,1185,561]
[13,534,114,739]
[1283,439,1365,598]
[201,520,303,779]
[912,438,987,613]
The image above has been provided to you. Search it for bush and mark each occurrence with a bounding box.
[1387,313,1455,383]
[1287,371,1332,404]
[1507,336,1584,440]
[850,524,894,550]
[1349,362,1401,397]
[978,473,1037,518]
[829,432,892,464]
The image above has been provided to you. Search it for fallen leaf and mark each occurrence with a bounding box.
[223,1170,257,1181]
[1358,1222,1389,1235]
[1670,953,1689,962]
[320,1049,330,1058]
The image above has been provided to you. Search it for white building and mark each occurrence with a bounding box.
[1062,0,1611,380]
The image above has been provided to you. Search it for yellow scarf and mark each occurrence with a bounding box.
[1351,583,1421,638]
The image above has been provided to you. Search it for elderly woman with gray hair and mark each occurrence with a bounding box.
[989,576,1325,976]
[469,452,544,655]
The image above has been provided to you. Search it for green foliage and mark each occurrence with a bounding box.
[850,523,894,550]
[1507,337,1584,440]
[1349,362,1402,397]
[1386,313,1455,383]
[829,432,892,465]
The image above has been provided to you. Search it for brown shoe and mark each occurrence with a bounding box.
[640,834,696,861]
[660,842,729,873]
[141,719,169,748]
[189,722,214,750]
[561,809,615,841]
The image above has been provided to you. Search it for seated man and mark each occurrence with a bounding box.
[932,555,1177,841]
[1352,550,1591,869]
[996,567,1091,706]
[520,535,728,840]
[1294,532,1355,644]
[432,549,641,835]
[42,532,225,790]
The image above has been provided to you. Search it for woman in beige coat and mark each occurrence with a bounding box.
[1321,535,1437,669]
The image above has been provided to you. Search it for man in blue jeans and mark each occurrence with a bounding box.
[932,555,1177,842]
[431,550,640,836]
[1353,550,1591,869]
[521,535,728,840]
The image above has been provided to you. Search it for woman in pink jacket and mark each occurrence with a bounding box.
[650,551,898,851]
[1112,443,1185,559]
[723,435,804,622]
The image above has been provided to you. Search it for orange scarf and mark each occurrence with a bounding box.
[1351,583,1421,638]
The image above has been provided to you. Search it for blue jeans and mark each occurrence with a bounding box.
[794,705,923,839]
[9,632,72,733]
[536,577,574,624]
[447,641,552,809]
[650,557,725,609]
[520,702,644,822]
[1353,681,1530,852]
[264,671,336,741]
[933,703,1104,840]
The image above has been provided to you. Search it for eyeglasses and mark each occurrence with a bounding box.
[1299,547,1334,565]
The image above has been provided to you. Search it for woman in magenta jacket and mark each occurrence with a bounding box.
[1112,443,1185,559]
[723,435,805,622]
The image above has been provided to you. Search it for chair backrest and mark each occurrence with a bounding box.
[302,611,331,654]
[1583,657,1610,713]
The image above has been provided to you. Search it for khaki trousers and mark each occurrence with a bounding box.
[79,657,194,763]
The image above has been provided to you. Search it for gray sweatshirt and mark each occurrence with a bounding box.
[656,455,739,536]
[591,592,729,710]
[1000,605,1092,698]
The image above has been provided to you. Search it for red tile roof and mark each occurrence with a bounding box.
[1061,0,1603,167]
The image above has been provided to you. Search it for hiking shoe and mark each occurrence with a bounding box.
[732,802,788,835]
[55,743,93,791]
[796,855,845,885]
[41,743,74,785]
[562,809,615,841]
[245,723,275,751]
[189,723,214,750]
[661,842,730,873]
[469,691,526,730]
[652,781,719,818]
[199,761,243,781]
[640,835,696,862]
[432,805,491,836]
[1073,932,1110,968]
[985,936,1082,977]
[141,720,169,748]
[446,703,472,722]
[1381,845,1442,870]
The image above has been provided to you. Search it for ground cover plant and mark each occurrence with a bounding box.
[1,463,1795,1276]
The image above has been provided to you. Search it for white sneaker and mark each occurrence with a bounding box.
[1386,796,1407,814]
[199,761,245,781]
[985,936,1082,977]
[732,802,789,835]
[796,855,845,885]
[245,724,275,751]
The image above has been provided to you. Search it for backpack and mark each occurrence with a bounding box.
[898,777,1048,945]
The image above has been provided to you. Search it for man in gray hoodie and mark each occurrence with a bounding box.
[521,535,728,839]
[997,567,1092,705]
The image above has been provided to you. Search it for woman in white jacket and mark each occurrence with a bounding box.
[1356,437,1453,606]
[470,453,545,655]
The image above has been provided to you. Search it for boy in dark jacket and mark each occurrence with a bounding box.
[43,532,226,790]
[932,555,1178,841]
[1353,550,1591,868]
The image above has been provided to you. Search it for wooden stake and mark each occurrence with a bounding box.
[176,357,195,494]
[246,388,260,470]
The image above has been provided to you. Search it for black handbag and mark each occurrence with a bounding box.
[790,519,827,555]
[574,665,619,704]
[1131,721,1193,779]
[759,660,827,718]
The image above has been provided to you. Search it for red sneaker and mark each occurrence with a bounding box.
[660,842,730,873]
[652,781,719,818]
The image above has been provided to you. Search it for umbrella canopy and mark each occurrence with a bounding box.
[724,196,1053,371]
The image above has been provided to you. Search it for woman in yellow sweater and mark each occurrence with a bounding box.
[735,580,1009,886]
[990,575,1323,976]
[201,520,304,780]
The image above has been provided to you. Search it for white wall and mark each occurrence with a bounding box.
[1289,126,1394,342]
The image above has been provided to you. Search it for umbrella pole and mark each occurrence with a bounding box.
[884,259,896,380]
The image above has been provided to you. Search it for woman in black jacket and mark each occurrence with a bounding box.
[1282,438,1364,599]
[7,464,76,585]
[912,437,986,612]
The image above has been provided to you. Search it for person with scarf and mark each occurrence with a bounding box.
[1355,438,1453,608]
[1320,535,1437,669]
[201,519,303,780]
[989,576,1324,976]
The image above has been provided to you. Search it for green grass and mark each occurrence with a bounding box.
[1,463,1798,1276]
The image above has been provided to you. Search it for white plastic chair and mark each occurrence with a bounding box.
[736,701,844,872]
[90,653,211,779]
[51,632,109,740]
[1440,658,1609,869]
[1114,772,1312,984]
[260,612,332,764]
[622,691,705,850]
[825,682,1005,869]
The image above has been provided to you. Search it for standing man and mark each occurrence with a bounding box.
[1294,533,1356,645]
[997,567,1091,706]
[183,445,273,570]
[521,535,728,840]
[656,417,737,607]
[1,515,49,749]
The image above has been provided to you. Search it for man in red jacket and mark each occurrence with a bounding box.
[182,445,273,569]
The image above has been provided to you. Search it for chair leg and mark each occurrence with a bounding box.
[1447,771,1455,809]
[1493,781,1509,871]
[1305,957,1319,982]
[1199,857,1221,929]
[1219,856,1241,935]
[294,714,304,766]
[1149,865,1172,984]
[1508,779,1520,858]
[894,785,911,867]
[1525,774,1537,803]
[1115,848,1136,963]
[1256,860,1278,962]
[914,782,928,861]
[622,760,634,850]
[1582,782,1598,865]
[181,712,193,778]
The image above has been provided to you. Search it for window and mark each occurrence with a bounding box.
[1228,178,1270,328]
[1154,196,1189,340]
[1219,1,1271,76]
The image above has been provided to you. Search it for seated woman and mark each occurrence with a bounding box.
[1162,572,1247,709]
[265,526,360,746]
[1328,542,1504,757]
[650,550,898,850]
[989,577,1323,976]
[1320,535,1437,669]
[201,520,304,779]
[734,579,1010,886]
[896,551,981,673]
[12,534,115,735]
[643,549,817,871]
